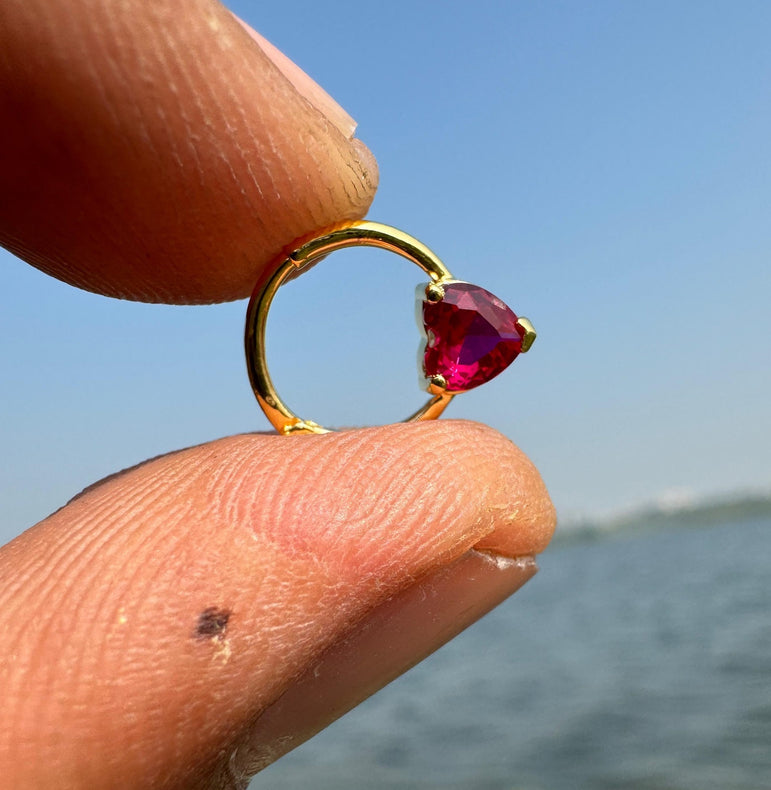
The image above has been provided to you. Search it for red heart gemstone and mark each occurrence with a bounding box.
[421,282,526,392]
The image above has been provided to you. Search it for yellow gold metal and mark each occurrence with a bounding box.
[516,317,536,353]
[245,221,457,435]
[282,419,325,436]
[425,282,445,302]
[405,390,455,422]
[428,374,448,394]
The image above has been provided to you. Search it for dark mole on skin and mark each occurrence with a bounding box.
[194,607,231,640]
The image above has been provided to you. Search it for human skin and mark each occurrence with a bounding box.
[0,1,556,788]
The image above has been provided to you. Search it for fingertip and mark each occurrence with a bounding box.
[350,137,380,199]
[0,421,552,785]
[211,420,554,577]
[397,419,557,557]
[444,420,557,556]
[0,0,379,303]
[232,15,358,140]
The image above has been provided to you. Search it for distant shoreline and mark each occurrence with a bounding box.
[554,491,771,546]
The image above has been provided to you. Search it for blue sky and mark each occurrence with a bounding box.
[2,0,770,538]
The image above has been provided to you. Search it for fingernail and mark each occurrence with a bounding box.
[230,550,537,779]
[232,14,357,139]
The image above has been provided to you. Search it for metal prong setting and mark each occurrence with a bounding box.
[424,282,445,302]
[427,374,448,395]
[516,317,536,353]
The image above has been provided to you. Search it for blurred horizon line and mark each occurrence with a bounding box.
[558,482,771,536]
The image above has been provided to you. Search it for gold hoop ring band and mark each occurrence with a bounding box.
[245,221,535,436]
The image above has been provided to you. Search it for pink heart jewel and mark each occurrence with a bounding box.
[421,281,528,392]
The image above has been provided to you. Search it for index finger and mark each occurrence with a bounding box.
[0,0,378,304]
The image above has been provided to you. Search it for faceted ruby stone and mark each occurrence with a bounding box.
[422,282,525,392]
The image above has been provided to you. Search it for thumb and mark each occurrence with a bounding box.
[0,421,555,789]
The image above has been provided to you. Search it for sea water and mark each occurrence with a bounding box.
[252,516,771,789]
